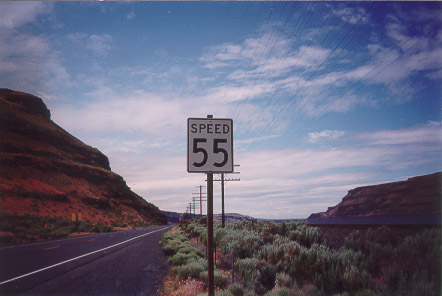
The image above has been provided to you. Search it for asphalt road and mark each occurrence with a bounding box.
[0,225,172,295]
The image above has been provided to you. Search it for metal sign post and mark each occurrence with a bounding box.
[206,114,215,296]
[187,114,233,296]
[207,166,214,296]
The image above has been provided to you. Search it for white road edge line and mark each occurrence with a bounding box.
[0,226,172,286]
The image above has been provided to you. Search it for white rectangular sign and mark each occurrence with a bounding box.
[187,118,233,173]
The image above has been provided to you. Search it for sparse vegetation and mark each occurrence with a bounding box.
[0,213,113,245]
[160,220,441,296]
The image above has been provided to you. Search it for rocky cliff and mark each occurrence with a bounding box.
[0,89,166,226]
[309,172,441,219]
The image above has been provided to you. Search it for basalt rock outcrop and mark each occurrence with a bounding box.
[0,89,166,226]
[308,172,441,219]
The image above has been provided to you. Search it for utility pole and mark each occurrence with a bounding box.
[192,196,201,219]
[192,185,207,217]
[199,185,205,216]
[214,164,240,228]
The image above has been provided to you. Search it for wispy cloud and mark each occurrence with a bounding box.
[0,2,51,29]
[308,130,345,143]
[67,33,113,56]
[126,11,136,20]
[0,2,70,97]
[333,6,369,25]
[359,121,442,146]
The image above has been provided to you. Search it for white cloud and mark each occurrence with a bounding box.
[93,120,440,218]
[308,130,345,143]
[87,34,113,56]
[126,11,136,20]
[53,91,187,138]
[0,3,70,97]
[67,33,113,56]
[0,2,51,29]
[333,6,369,25]
[359,121,442,146]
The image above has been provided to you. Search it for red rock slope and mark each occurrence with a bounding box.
[0,89,166,226]
[309,172,441,219]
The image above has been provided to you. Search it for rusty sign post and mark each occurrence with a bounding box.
[188,115,233,296]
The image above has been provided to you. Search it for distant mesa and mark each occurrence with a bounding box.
[163,211,254,224]
[0,89,166,227]
[308,172,442,225]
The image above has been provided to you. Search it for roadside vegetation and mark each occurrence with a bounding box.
[160,219,441,296]
[0,212,113,245]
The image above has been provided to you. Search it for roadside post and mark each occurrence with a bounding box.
[187,115,233,296]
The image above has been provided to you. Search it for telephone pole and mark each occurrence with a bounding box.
[214,164,240,228]
[188,202,193,219]
[193,185,207,216]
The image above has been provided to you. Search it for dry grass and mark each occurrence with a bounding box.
[160,277,205,296]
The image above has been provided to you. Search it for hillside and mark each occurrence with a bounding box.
[308,172,441,220]
[0,89,166,228]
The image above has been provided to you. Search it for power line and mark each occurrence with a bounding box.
[231,1,315,126]
[276,25,422,151]
[213,164,240,228]
[239,2,375,153]
[236,2,336,140]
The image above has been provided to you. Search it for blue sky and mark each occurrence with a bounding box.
[1,1,441,219]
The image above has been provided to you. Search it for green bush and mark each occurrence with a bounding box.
[275,272,292,289]
[162,244,176,256]
[199,270,228,289]
[176,258,207,280]
[168,252,200,266]
[0,213,112,244]
[229,284,245,296]
[263,287,291,296]
[179,220,441,296]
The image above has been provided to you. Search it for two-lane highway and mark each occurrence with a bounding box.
[0,225,172,295]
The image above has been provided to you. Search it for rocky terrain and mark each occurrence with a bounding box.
[0,89,166,227]
[309,172,441,219]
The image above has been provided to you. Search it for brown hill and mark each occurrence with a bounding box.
[309,172,442,219]
[0,89,166,227]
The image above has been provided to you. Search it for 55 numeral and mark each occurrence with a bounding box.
[193,138,228,168]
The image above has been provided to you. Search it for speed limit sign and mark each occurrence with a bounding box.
[187,118,233,173]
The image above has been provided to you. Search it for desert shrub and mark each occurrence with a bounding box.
[159,231,177,245]
[229,283,245,296]
[286,222,323,248]
[235,257,259,287]
[213,290,233,296]
[275,272,292,289]
[0,213,111,244]
[176,258,207,280]
[176,242,203,257]
[0,234,14,244]
[343,227,441,294]
[169,252,200,266]
[407,271,438,296]
[162,244,176,256]
[254,262,276,294]
[263,287,291,296]
[161,232,188,246]
[353,289,376,296]
[199,270,228,289]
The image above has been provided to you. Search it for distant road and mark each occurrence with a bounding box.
[0,225,172,295]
